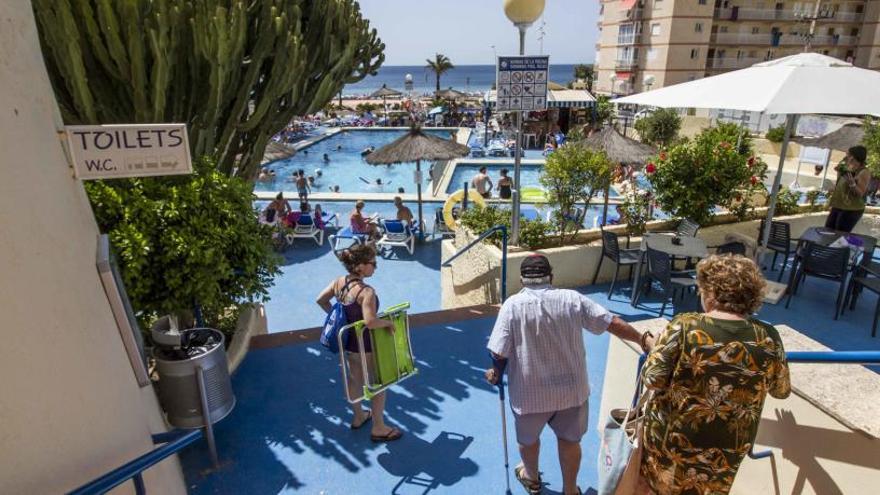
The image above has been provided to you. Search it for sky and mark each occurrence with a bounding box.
[356,0,598,66]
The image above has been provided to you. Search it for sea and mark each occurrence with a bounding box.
[342,64,581,97]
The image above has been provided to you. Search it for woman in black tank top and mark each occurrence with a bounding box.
[316,244,403,442]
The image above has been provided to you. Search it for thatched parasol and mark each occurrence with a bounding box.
[582,126,657,224]
[435,87,466,100]
[793,123,864,151]
[371,84,402,127]
[366,125,470,240]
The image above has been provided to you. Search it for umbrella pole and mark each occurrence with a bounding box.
[417,159,424,242]
[602,182,611,226]
[762,114,797,254]
[383,95,387,127]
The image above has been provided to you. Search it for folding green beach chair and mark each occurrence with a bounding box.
[337,302,418,403]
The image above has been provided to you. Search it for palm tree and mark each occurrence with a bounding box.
[425,53,455,93]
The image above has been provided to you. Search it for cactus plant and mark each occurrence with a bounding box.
[32,0,384,179]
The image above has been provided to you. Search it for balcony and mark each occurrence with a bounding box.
[617,33,642,45]
[618,8,643,21]
[711,32,774,45]
[614,58,639,70]
[715,7,864,23]
[706,57,761,70]
[811,34,859,46]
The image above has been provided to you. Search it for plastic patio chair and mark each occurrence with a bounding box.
[591,228,641,297]
[785,241,850,320]
[715,241,747,256]
[377,220,415,255]
[634,247,697,317]
[759,219,797,282]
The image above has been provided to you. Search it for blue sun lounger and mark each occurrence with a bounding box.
[377,220,416,255]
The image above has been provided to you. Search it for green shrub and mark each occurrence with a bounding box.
[805,189,826,211]
[766,125,787,143]
[648,125,769,225]
[592,95,615,128]
[633,108,681,147]
[86,157,281,340]
[772,188,801,216]
[617,188,654,236]
[540,143,612,245]
[700,122,753,156]
[459,205,553,250]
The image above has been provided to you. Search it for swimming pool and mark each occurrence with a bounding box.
[257,128,456,195]
[445,162,621,199]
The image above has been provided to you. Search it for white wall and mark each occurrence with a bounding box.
[0,2,185,493]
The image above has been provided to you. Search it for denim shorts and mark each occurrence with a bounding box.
[513,400,588,446]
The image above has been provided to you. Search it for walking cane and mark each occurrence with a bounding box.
[490,352,512,494]
[497,380,512,495]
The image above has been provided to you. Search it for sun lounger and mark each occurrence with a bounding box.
[291,213,323,246]
[377,220,415,255]
[338,302,417,403]
[329,226,372,252]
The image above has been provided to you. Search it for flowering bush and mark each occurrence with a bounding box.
[647,126,768,225]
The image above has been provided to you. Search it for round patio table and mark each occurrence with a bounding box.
[629,233,709,307]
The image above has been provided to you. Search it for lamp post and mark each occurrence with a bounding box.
[503,0,545,245]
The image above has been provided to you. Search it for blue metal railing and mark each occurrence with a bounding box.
[442,224,508,301]
[632,350,880,460]
[67,429,203,495]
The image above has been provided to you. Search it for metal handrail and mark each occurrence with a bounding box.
[442,224,508,301]
[68,429,203,495]
[632,350,880,460]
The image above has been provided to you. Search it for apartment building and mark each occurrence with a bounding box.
[594,0,880,96]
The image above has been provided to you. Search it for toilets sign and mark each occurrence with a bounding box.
[65,124,192,180]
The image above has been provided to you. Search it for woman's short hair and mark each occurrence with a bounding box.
[338,244,376,273]
[355,200,365,210]
[696,255,766,316]
[275,192,283,200]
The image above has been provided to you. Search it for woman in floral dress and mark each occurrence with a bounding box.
[638,255,791,494]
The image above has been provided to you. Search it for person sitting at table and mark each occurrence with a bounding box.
[393,196,414,227]
[825,145,871,232]
[350,200,380,240]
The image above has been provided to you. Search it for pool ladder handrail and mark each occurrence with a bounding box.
[632,350,880,460]
[442,224,508,302]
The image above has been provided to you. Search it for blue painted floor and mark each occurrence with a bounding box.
[181,316,611,494]
[264,236,442,333]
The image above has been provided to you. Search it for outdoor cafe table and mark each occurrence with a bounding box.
[787,226,877,284]
[630,233,709,307]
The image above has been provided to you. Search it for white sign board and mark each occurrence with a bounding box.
[495,56,549,112]
[65,124,192,180]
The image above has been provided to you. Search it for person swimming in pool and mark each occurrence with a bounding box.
[323,153,330,163]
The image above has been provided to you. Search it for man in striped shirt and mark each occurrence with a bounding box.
[486,254,653,495]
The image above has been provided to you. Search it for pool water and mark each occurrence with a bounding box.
[446,162,621,199]
[257,128,455,194]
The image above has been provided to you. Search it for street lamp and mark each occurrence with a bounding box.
[503,0,545,245]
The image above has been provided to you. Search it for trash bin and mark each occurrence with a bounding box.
[152,321,236,429]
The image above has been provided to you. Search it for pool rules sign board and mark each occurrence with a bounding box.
[65,124,192,180]
[495,56,549,112]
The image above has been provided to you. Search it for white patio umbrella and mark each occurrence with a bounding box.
[614,53,880,248]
